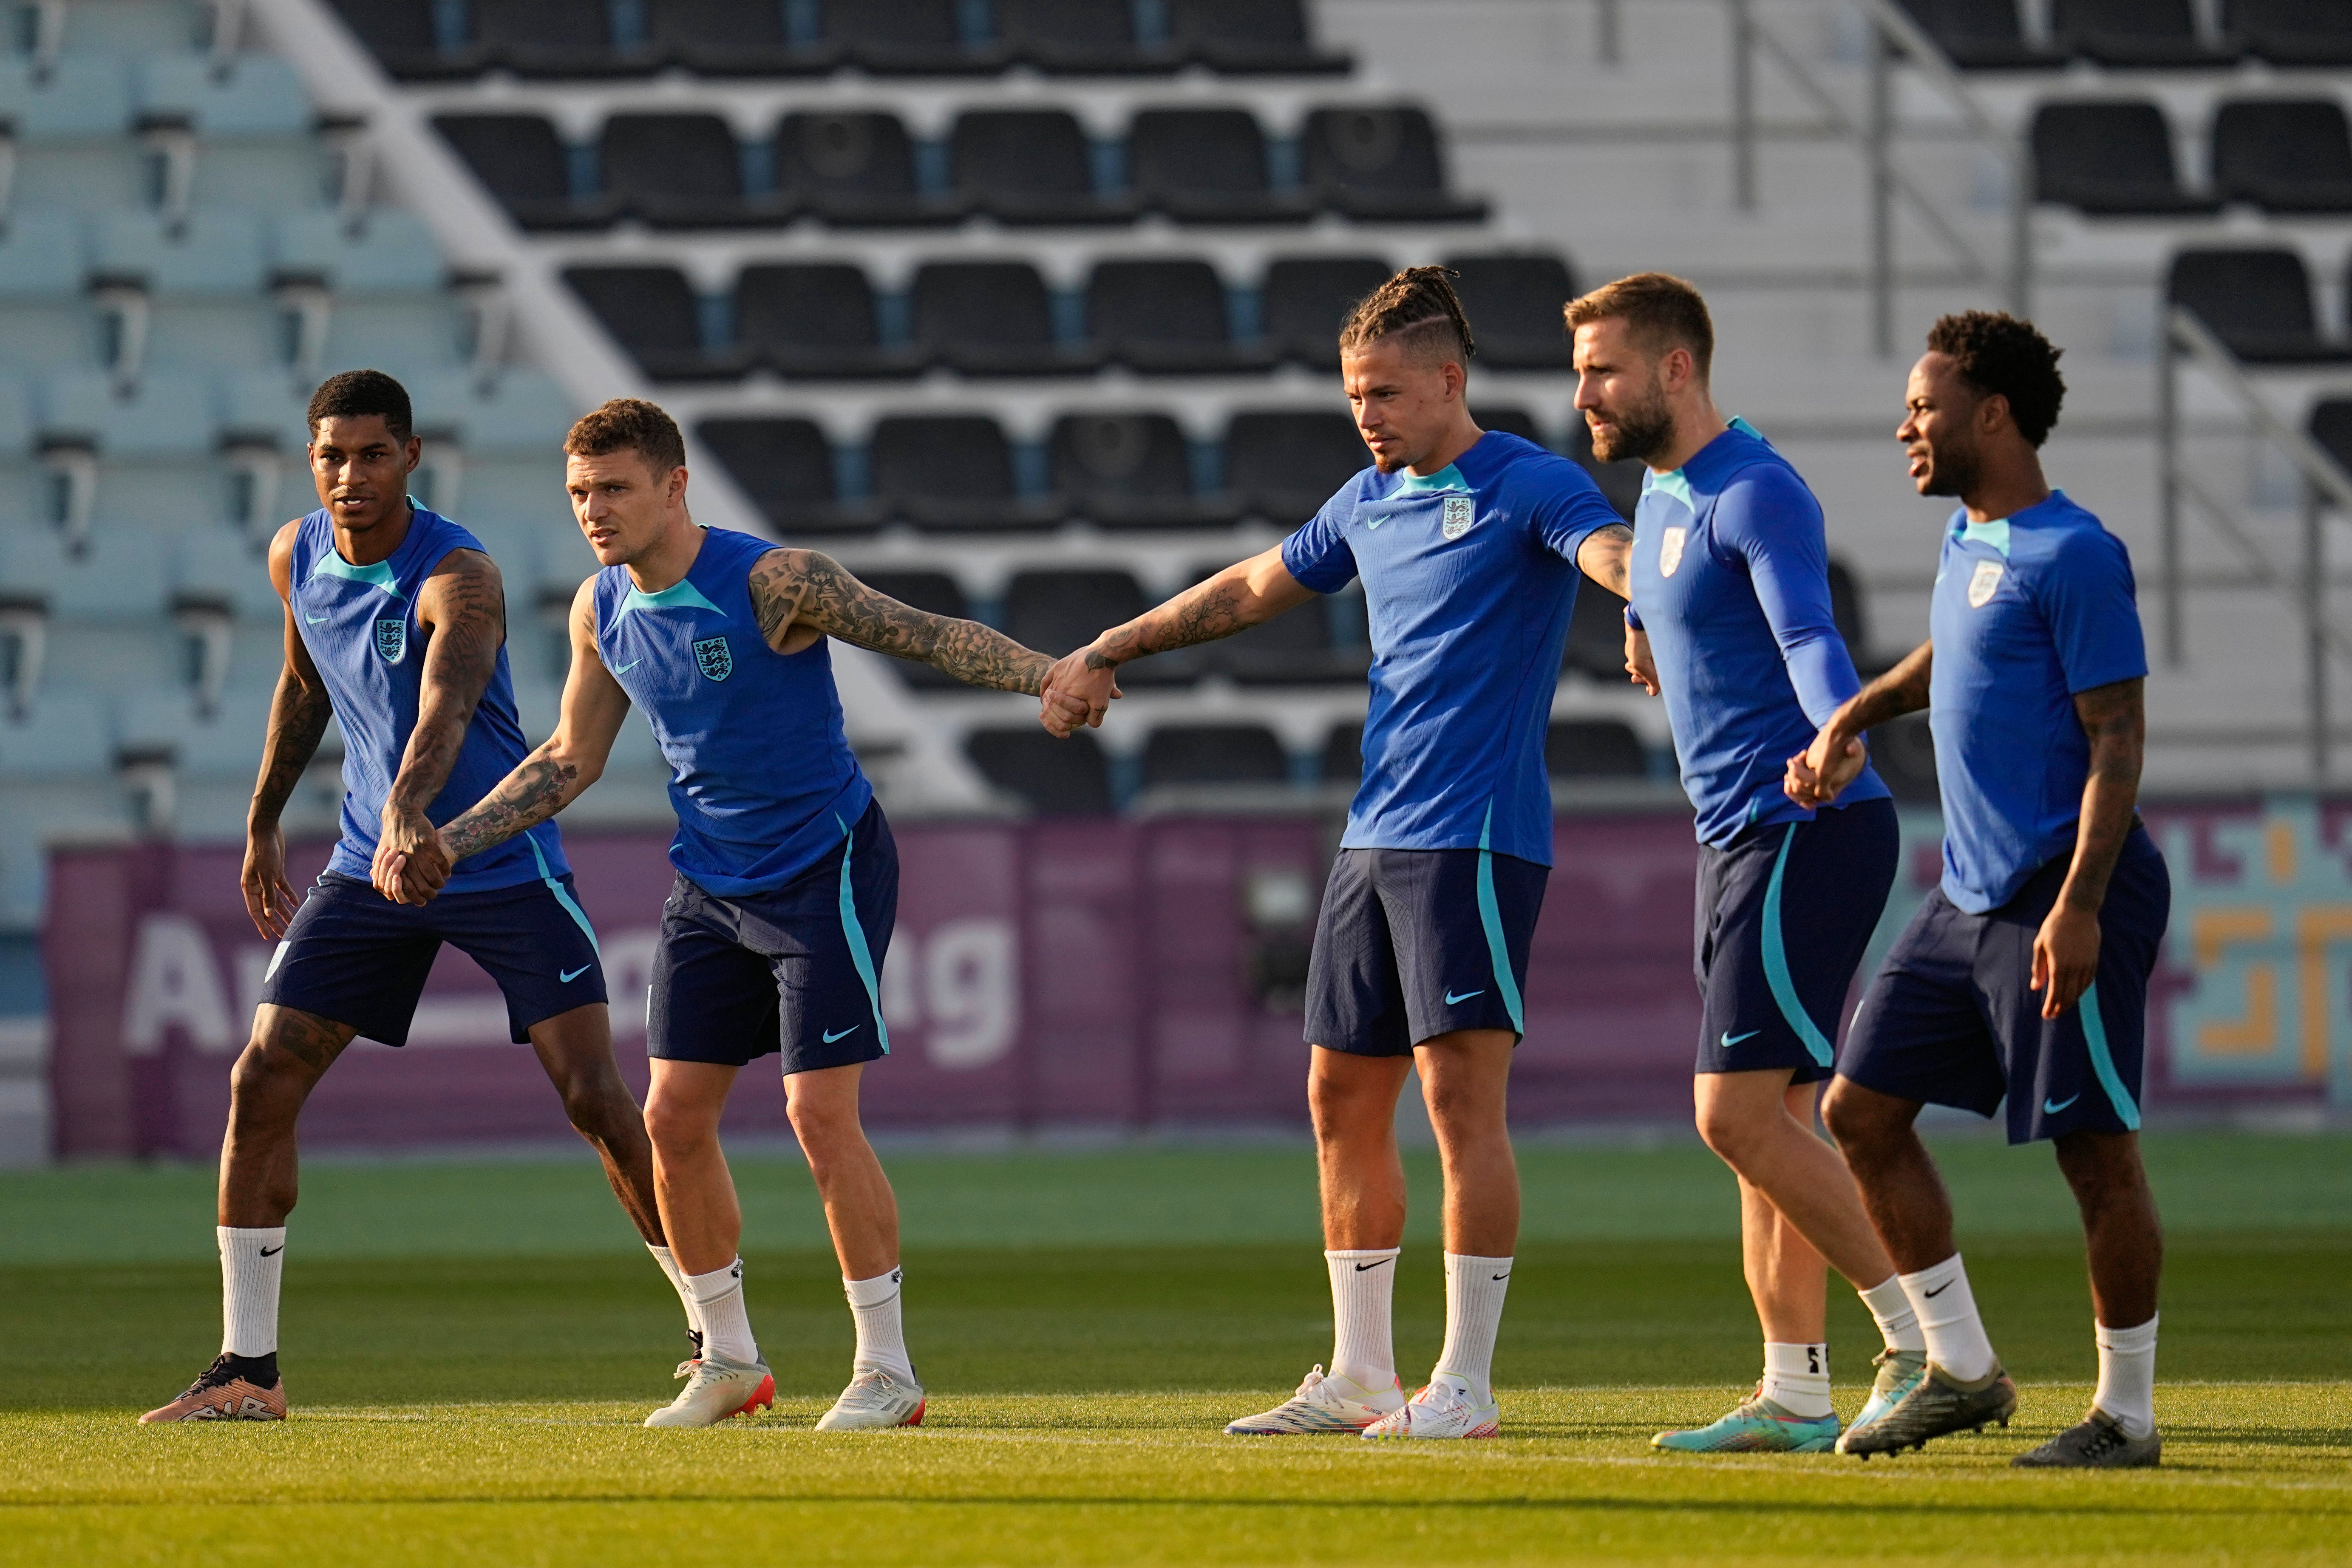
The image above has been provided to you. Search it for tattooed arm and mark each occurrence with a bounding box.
[1037,545,1318,733]
[383,577,632,905]
[245,521,338,940]
[2032,676,2145,1019]
[1786,637,1933,809]
[367,549,507,902]
[747,549,1069,702]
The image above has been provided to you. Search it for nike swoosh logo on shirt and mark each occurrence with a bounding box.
[1721,1030,1761,1049]
[1444,988,1484,1005]
[823,1025,860,1043]
[560,965,592,983]
[2043,1093,2080,1115]
[304,613,330,624]
[610,659,640,674]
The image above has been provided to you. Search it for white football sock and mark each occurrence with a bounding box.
[1431,1253,1512,1406]
[2094,1313,2159,1439]
[1324,1248,1400,1393]
[1900,1254,1997,1382]
[686,1259,758,1366]
[1859,1274,1927,1354]
[1761,1342,1834,1418]
[218,1226,285,1359]
[844,1267,915,1383]
[647,1244,704,1345]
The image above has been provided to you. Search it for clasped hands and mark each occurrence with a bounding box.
[1037,642,1121,739]
[371,806,451,909]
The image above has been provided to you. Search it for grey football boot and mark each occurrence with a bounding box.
[2012,1410,2162,1468]
[1836,1360,2018,1458]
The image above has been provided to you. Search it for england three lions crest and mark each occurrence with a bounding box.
[374,617,406,664]
[1440,495,1475,541]
[1658,526,1688,578]
[1967,560,2005,608]
[694,635,734,682]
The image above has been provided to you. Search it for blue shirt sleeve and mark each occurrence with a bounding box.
[1530,457,1623,563]
[1280,488,1360,594]
[1712,464,1864,727]
[2033,526,2149,694]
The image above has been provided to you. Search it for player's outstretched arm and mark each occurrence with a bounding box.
[2032,676,2145,1019]
[747,548,1071,700]
[1785,638,1933,807]
[384,578,632,905]
[244,521,337,940]
[369,548,506,900]
[1574,524,1633,599]
[1040,545,1317,731]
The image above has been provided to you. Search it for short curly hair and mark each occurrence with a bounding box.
[1924,311,2065,448]
[564,397,686,477]
[307,369,412,443]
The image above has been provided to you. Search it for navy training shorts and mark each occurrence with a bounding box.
[1304,844,1549,1057]
[1839,822,2170,1143]
[1694,797,1899,1085]
[648,799,897,1074]
[258,869,607,1047]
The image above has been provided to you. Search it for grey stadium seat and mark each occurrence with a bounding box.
[1261,255,1393,369]
[326,0,487,80]
[775,112,960,228]
[2031,102,2219,216]
[599,113,772,229]
[950,110,1134,226]
[911,262,1102,377]
[1190,569,1370,686]
[2212,99,2352,213]
[435,114,615,231]
[562,266,748,381]
[1321,722,1363,786]
[473,0,660,77]
[2166,248,2351,363]
[1087,259,1275,376]
[647,0,827,76]
[1003,570,1197,686]
[821,0,1005,74]
[1167,0,1352,74]
[2050,0,2237,68]
[869,415,1055,531]
[1445,253,1577,370]
[1223,411,1372,524]
[1128,109,1314,225]
[1302,106,1488,224]
[2231,0,2352,67]
[695,418,878,535]
[735,263,923,380]
[999,0,1179,74]
[1048,413,1237,529]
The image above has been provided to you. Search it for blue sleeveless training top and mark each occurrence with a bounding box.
[290,502,568,895]
[591,526,872,897]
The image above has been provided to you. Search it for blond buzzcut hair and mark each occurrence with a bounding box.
[1564,272,1715,380]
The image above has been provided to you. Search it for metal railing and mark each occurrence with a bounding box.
[2156,306,2351,784]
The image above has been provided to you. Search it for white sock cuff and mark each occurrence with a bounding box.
[686,1259,745,1305]
[219,1225,286,1249]
[845,1267,904,1308]
[1763,1342,1829,1376]
[1858,1275,1907,1313]
[1325,1248,1400,1263]
[2096,1313,2158,1351]
[1443,1252,1514,1272]
[1898,1253,1965,1293]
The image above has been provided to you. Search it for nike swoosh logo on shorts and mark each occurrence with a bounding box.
[2043,1093,2080,1115]
[611,658,640,674]
[1445,988,1484,1005]
[1721,1030,1760,1049]
[560,965,592,982]
[823,1025,859,1043]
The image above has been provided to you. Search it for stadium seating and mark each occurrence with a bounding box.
[1545,719,1648,779]
[1894,1,2065,71]
[473,0,663,78]
[1320,722,1363,786]
[2165,249,2352,364]
[1223,411,1373,524]
[2212,99,2352,214]
[1128,110,1315,225]
[1445,254,1577,370]
[1262,255,1393,368]
[737,263,922,381]
[695,417,875,535]
[966,727,1114,814]
[869,415,1057,530]
[2031,102,2219,217]
[2309,396,2352,474]
[561,266,747,381]
[1000,0,1180,74]
[647,0,825,76]
[2231,0,2352,66]
[911,261,1102,377]
[2049,0,2236,68]
[1088,259,1273,376]
[1169,0,1352,75]
[775,111,958,227]
[1049,413,1235,529]
[951,110,1134,227]
[433,114,612,231]
[1140,724,1293,789]
[1004,569,1194,685]
[598,113,776,230]
[1302,107,1488,224]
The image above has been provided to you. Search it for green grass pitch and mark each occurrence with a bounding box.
[2,1132,2346,1564]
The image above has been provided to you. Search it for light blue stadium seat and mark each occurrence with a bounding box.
[0,55,132,138]
[0,211,89,299]
[0,789,136,925]
[0,516,171,616]
[145,299,278,376]
[321,299,464,377]
[54,0,200,54]
[40,369,218,455]
[92,208,266,294]
[0,693,114,778]
[119,686,274,777]
[218,368,313,450]
[173,530,281,617]
[136,53,313,135]
[0,377,30,458]
[273,209,446,292]
[411,368,578,454]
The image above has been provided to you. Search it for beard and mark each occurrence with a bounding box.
[1587,384,1675,465]
[1916,435,1980,498]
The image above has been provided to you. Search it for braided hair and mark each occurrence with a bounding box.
[1337,265,1476,370]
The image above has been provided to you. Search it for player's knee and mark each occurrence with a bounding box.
[1818,1077,1876,1149]
[641,1093,714,1156]
[1694,1098,1758,1165]
[784,1092,859,1155]
[227,1039,304,1109]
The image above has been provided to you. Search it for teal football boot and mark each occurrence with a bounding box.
[1652,1388,1841,1454]
[1849,1347,1929,1438]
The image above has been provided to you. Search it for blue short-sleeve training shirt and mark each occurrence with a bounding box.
[1280,429,1623,866]
[1927,490,2148,913]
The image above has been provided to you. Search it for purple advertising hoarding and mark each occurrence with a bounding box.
[41,798,2352,1159]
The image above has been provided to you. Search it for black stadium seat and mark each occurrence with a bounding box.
[2050,0,2236,68]
[1128,109,1314,225]
[1167,0,1352,74]
[1321,722,1363,786]
[1303,106,1487,224]
[695,418,876,535]
[2309,395,2352,475]
[1892,0,2065,70]
[563,266,745,381]
[999,0,1179,74]
[775,112,957,227]
[1088,259,1274,375]
[911,261,1101,377]
[1561,581,1632,682]
[1545,719,1648,780]
[951,110,1133,226]
[2213,99,2352,213]
[1141,725,1292,788]
[735,263,921,379]
[2166,249,2352,364]
[1261,255,1392,368]
[2031,102,2218,216]
[967,729,1115,816]
[855,571,972,688]
[648,0,826,76]
[328,0,485,80]
[599,114,771,229]
[1476,407,1546,447]
[473,0,659,77]
[1827,559,1869,662]
[1561,416,1642,520]
[1445,253,1576,370]
[869,415,1053,531]
[435,113,613,230]
[1194,571,1370,686]
[1002,570,1196,686]
[822,0,1003,74]
[2232,0,2352,67]
[1224,411,1371,524]
[1049,413,1236,528]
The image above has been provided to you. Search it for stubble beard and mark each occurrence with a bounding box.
[1588,386,1676,466]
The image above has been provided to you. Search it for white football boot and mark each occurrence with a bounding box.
[1224,1365,1406,1435]
[1361,1376,1501,1440]
[815,1368,926,1431]
[643,1352,775,1428]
